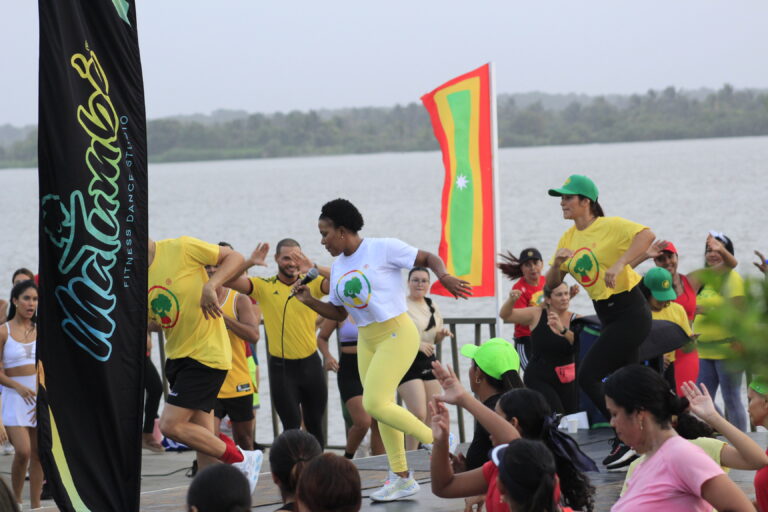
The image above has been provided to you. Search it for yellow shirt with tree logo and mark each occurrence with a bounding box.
[218,289,254,398]
[248,275,326,359]
[550,217,647,301]
[148,237,231,370]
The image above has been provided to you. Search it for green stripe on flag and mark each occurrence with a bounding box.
[447,90,473,276]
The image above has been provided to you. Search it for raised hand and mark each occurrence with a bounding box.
[429,398,450,443]
[432,360,467,405]
[439,274,472,300]
[646,239,670,260]
[681,381,719,424]
[508,289,523,302]
[290,249,315,275]
[249,243,270,267]
[754,250,768,275]
[547,310,564,335]
[569,284,580,299]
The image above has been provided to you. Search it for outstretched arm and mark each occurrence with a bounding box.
[432,361,519,445]
[682,381,768,470]
[414,250,472,299]
[499,289,541,325]
[223,243,270,294]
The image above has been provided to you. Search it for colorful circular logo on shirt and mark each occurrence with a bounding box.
[335,270,372,310]
[148,286,180,328]
[530,290,544,306]
[568,247,600,287]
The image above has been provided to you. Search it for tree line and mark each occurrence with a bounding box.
[1,85,766,169]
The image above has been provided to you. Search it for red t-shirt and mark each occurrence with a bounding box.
[481,460,567,512]
[674,274,697,323]
[512,276,546,338]
[755,450,768,511]
[482,461,509,512]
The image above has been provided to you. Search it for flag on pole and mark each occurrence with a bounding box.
[37,0,147,510]
[421,64,496,297]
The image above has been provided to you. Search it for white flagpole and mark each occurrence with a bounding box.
[489,62,504,339]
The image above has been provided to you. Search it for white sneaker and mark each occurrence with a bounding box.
[3,442,14,455]
[232,447,264,495]
[370,471,420,502]
[422,432,457,455]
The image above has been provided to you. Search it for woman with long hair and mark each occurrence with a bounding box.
[430,361,596,512]
[546,174,654,469]
[397,266,453,450]
[0,280,42,509]
[268,429,323,512]
[606,365,753,511]
[293,198,470,502]
[500,281,578,414]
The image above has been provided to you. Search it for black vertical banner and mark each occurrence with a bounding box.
[37,1,147,510]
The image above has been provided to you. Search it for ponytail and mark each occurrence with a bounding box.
[498,251,524,280]
[590,200,604,217]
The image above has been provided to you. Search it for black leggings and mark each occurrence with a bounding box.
[578,285,651,417]
[268,352,327,448]
[143,356,163,433]
[524,361,578,415]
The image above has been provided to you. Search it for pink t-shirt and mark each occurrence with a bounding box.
[612,436,723,512]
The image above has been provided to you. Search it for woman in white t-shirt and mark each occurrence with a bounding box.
[294,198,470,503]
[606,365,753,512]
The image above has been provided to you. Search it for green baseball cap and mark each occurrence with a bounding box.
[750,376,768,396]
[548,174,599,202]
[643,267,677,301]
[460,338,520,379]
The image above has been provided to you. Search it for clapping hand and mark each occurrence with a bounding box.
[290,249,315,275]
[429,398,450,443]
[439,274,472,300]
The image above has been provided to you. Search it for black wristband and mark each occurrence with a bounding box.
[559,327,568,335]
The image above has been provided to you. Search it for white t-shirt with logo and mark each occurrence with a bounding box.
[329,238,418,327]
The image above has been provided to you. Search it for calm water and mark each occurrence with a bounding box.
[2,136,767,446]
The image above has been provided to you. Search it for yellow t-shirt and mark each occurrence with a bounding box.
[218,290,255,399]
[652,302,693,363]
[621,437,726,496]
[248,275,326,359]
[550,217,647,301]
[694,270,744,360]
[148,237,231,370]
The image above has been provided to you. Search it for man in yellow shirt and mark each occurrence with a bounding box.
[148,236,262,494]
[227,239,330,447]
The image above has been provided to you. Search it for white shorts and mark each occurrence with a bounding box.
[2,375,37,427]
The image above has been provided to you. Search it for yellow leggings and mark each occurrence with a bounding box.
[358,312,434,472]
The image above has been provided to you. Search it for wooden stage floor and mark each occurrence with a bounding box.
[21,429,767,511]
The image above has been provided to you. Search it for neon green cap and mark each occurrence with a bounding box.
[750,376,768,396]
[643,267,677,301]
[460,338,520,379]
[548,174,599,202]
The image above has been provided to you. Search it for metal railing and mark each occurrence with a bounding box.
[155,317,498,450]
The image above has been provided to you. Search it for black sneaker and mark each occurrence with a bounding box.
[602,438,636,468]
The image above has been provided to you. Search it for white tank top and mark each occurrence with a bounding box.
[3,323,36,369]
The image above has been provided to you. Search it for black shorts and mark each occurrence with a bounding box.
[165,357,228,412]
[214,395,255,422]
[337,352,363,403]
[399,352,437,384]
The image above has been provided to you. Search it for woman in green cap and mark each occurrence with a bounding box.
[546,174,654,470]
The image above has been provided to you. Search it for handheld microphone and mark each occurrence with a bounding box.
[289,267,319,297]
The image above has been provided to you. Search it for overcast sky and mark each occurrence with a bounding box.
[2,1,767,126]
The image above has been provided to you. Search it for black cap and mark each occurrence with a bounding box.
[518,248,542,264]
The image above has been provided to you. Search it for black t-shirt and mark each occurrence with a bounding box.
[464,394,501,471]
[529,308,575,367]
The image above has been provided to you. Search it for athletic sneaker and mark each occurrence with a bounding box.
[602,438,636,468]
[606,451,639,472]
[232,448,264,495]
[369,471,420,502]
[422,432,458,455]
